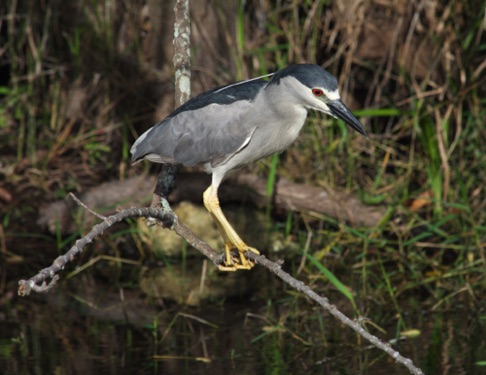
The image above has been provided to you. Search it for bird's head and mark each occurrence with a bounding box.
[269,64,367,136]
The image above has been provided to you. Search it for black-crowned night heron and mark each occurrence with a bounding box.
[131,64,367,271]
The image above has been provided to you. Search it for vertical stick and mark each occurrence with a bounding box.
[151,0,191,209]
[173,0,191,106]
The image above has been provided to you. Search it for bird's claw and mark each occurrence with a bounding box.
[216,244,259,271]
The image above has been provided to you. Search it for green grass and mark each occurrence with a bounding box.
[306,252,357,310]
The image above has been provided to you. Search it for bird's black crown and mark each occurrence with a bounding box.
[269,64,338,91]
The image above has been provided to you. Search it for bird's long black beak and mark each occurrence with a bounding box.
[328,99,367,137]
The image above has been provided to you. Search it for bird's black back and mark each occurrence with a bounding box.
[167,78,268,119]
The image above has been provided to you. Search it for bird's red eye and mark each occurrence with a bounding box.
[312,88,324,97]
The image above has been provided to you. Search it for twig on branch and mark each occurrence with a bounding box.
[69,192,107,220]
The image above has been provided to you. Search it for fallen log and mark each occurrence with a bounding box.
[38,172,385,234]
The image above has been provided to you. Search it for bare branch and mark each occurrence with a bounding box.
[18,202,423,375]
[19,206,186,295]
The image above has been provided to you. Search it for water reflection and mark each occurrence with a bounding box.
[1,284,484,375]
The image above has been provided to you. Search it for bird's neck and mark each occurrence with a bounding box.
[254,86,309,152]
[262,84,308,121]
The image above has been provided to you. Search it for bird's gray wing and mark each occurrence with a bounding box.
[131,100,257,168]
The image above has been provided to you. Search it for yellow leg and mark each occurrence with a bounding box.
[203,185,259,271]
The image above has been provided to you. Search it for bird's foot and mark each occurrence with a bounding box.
[217,244,260,271]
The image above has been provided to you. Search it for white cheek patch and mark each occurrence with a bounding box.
[322,88,340,100]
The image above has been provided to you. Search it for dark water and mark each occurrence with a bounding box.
[1,280,485,375]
